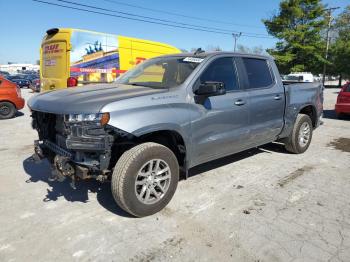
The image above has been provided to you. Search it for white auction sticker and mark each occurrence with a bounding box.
[183,57,204,63]
[45,59,56,66]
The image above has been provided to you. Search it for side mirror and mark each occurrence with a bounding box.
[195,81,226,96]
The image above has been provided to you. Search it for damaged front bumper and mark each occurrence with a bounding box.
[33,137,113,187]
[31,111,115,187]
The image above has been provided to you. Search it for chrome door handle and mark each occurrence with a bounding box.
[274,95,281,100]
[234,99,245,106]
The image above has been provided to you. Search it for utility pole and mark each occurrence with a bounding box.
[232,32,242,52]
[322,7,340,85]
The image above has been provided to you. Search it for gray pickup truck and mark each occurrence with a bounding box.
[28,52,323,217]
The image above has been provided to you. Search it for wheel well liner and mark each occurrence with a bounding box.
[109,129,187,172]
[299,105,317,127]
[138,130,186,167]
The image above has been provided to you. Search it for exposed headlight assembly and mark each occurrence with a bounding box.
[64,113,110,126]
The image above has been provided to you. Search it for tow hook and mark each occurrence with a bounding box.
[54,155,75,176]
[32,140,44,163]
[48,165,66,182]
[49,155,77,189]
[70,176,76,190]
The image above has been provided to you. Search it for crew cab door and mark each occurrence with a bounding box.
[238,57,285,145]
[190,56,250,166]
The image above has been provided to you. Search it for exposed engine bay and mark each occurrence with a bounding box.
[31,111,133,188]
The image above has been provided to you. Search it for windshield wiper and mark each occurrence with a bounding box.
[128,83,144,86]
[127,82,167,89]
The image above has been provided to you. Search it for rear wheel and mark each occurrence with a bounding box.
[285,114,313,154]
[111,142,179,217]
[0,102,16,119]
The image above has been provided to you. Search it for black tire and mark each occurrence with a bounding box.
[336,113,345,119]
[111,142,179,217]
[0,102,16,119]
[284,114,313,154]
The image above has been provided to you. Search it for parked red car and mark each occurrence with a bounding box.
[0,76,25,119]
[335,82,350,118]
[30,78,41,92]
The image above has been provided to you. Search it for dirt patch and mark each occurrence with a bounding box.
[130,237,184,261]
[278,166,314,187]
[160,207,175,217]
[328,137,350,153]
[21,145,33,151]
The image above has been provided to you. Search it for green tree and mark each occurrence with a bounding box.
[263,0,327,74]
[329,6,350,85]
[237,45,265,55]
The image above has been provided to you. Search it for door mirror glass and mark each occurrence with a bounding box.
[195,81,226,96]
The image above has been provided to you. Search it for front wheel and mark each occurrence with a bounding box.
[0,102,16,119]
[111,142,179,217]
[284,114,313,154]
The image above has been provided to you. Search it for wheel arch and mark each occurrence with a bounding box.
[0,100,17,109]
[299,104,317,128]
[109,125,188,175]
[137,129,187,168]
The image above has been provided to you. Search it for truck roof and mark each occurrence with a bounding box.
[158,51,273,60]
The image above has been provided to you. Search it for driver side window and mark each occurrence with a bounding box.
[200,57,239,92]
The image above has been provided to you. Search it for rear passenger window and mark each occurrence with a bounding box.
[200,57,239,91]
[242,58,274,89]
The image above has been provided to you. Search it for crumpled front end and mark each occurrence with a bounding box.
[31,110,114,187]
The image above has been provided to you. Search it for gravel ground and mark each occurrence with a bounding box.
[0,88,349,262]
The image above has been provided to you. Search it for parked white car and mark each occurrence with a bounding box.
[285,72,314,82]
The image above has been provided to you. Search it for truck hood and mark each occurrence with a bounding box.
[28,83,168,114]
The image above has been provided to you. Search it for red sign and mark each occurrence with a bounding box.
[44,44,63,54]
[70,68,127,74]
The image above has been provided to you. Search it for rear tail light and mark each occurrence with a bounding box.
[67,77,78,87]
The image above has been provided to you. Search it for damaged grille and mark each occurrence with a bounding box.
[31,110,114,170]
[32,111,69,146]
[32,111,58,143]
[55,115,70,149]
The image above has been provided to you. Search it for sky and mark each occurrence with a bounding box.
[0,0,348,64]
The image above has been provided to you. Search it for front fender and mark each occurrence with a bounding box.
[104,103,192,149]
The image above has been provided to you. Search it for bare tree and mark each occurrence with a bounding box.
[206,45,222,51]
[237,44,266,55]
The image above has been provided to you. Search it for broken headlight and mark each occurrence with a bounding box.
[64,113,110,126]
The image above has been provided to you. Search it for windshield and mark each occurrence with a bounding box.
[116,56,202,89]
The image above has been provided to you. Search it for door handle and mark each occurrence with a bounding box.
[234,99,246,106]
[274,95,281,100]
